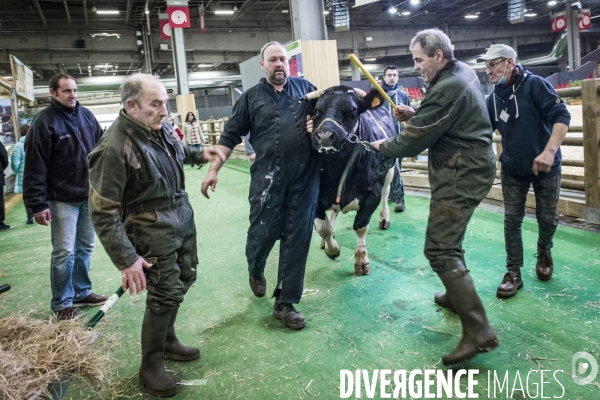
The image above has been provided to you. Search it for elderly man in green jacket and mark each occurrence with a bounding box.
[372,28,499,365]
[88,74,225,397]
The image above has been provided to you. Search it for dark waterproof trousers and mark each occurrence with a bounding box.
[246,157,320,304]
[125,193,198,313]
[424,146,496,273]
[501,173,560,271]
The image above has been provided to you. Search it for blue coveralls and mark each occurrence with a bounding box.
[219,77,320,304]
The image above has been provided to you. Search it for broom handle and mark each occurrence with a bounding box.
[348,54,397,109]
[85,286,125,329]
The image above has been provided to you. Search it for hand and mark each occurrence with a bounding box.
[201,171,218,199]
[121,256,153,295]
[393,105,415,122]
[33,209,51,226]
[370,139,387,152]
[249,153,256,162]
[306,115,314,134]
[202,146,227,164]
[532,149,555,175]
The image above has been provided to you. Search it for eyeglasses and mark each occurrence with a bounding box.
[485,59,507,71]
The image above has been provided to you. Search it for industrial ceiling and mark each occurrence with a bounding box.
[1,0,599,95]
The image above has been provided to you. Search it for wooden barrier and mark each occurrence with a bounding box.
[581,79,600,223]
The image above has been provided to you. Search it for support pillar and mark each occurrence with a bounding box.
[290,0,327,41]
[566,3,581,70]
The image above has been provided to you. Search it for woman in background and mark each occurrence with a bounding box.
[183,111,206,169]
[11,124,33,224]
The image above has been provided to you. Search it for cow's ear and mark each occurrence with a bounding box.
[358,89,385,114]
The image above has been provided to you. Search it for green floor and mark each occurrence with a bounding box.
[1,159,599,399]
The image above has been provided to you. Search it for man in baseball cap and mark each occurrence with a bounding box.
[477,44,570,300]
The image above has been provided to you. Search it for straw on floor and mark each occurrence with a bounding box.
[0,314,109,400]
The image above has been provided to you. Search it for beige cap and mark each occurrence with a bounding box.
[476,44,517,62]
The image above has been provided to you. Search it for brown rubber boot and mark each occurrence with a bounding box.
[438,264,499,365]
[535,248,554,281]
[139,308,178,397]
[165,309,200,361]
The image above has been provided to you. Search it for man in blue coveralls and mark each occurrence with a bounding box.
[201,41,320,330]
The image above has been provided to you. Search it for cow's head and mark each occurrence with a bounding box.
[308,85,385,155]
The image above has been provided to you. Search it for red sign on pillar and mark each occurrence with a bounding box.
[199,9,206,33]
[579,9,592,31]
[168,6,191,28]
[551,12,567,33]
[159,19,172,40]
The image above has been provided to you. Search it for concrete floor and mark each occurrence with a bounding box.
[1,159,599,399]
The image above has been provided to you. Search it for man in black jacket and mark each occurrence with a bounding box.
[0,142,9,231]
[24,73,107,320]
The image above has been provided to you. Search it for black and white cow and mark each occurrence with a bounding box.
[307,86,397,276]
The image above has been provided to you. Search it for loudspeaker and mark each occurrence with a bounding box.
[75,39,86,49]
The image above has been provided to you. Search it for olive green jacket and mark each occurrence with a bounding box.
[88,110,204,270]
[380,60,493,158]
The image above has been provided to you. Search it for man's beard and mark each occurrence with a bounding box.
[268,70,287,86]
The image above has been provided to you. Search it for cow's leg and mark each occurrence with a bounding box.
[354,226,370,275]
[314,210,340,259]
[379,167,394,230]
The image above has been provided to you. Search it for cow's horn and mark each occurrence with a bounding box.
[353,88,366,98]
[304,90,323,100]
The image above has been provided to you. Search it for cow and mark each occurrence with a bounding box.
[307,86,397,276]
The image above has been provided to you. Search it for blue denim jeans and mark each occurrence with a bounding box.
[501,173,560,271]
[48,201,95,311]
[390,159,405,202]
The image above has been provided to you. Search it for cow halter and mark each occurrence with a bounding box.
[315,117,359,138]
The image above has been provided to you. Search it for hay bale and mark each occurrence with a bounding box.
[0,314,109,399]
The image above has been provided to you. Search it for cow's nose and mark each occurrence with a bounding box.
[317,131,333,147]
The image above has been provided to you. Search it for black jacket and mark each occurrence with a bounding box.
[0,142,8,187]
[24,99,103,213]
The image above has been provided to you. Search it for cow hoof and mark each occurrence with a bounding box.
[379,220,390,230]
[326,248,340,260]
[355,263,371,276]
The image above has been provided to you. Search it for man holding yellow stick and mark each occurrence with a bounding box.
[368,29,499,365]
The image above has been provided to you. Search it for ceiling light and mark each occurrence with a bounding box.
[401,11,411,16]
[410,0,420,4]
[364,58,377,62]
[90,33,121,38]
[145,10,149,14]
[465,14,479,19]
[548,1,557,5]
[214,10,234,15]
[91,5,97,12]
[525,13,537,17]
[388,6,397,14]
[198,64,214,67]
[2,76,12,79]
[281,9,289,13]
[233,6,238,11]
[96,10,120,14]
[324,10,330,15]
[95,64,113,68]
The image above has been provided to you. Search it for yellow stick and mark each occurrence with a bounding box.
[348,53,397,110]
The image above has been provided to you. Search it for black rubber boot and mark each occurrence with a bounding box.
[438,264,499,365]
[139,308,178,397]
[165,308,200,361]
[434,292,457,313]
